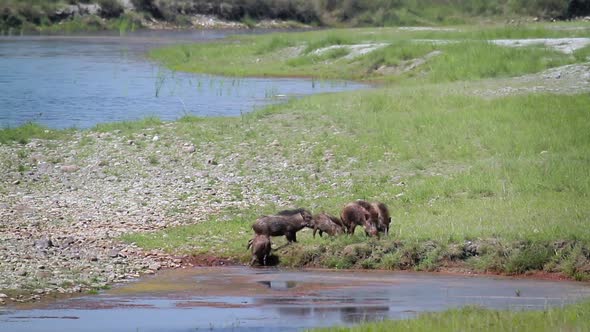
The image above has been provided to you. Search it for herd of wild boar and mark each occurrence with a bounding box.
[247,200,391,266]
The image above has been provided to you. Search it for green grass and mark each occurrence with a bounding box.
[150,25,587,82]
[0,122,73,144]
[92,116,163,135]
[425,42,572,82]
[574,45,590,62]
[121,89,590,278]
[121,207,262,262]
[309,301,590,332]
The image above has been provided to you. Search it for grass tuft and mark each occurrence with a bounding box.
[92,116,163,134]
[0,122,72,144]
[311,301,590,332]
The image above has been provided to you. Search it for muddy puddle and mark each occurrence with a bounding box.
[2,267,590,331]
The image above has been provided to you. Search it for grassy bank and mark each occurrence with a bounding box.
[134,28,590,269]
[0,122,73,144]
[120,88,590,279]
[150,25,590,81]
[310,300,590,332]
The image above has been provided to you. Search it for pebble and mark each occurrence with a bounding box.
[61,165,80,173]
[108,249,121,258]
[34,238,53,249]
[183,145,196,153]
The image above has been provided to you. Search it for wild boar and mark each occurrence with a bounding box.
[312,213,345,238]
[252,208,314,243]
[247,234,272,266]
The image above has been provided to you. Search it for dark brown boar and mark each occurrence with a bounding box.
[247,234,271,266]
[312,213,345,238]
[372,202,391,235]
[252,208,313,243]
[340,202,378,237]
[354,200,380,228]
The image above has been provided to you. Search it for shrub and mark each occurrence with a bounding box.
[98,0,124,18]
[505,244,552,274]
[566,0,590,18]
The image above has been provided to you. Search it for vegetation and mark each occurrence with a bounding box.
[310,301,590,332]
[0,122,73,145]
[92,116,163,134]
[121,85,590,279]
[2,0,590,33]
[150,25,590,82]
[0,0,141,34]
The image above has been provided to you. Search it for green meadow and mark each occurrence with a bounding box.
[120,89,590,277]
[149,24,590,81]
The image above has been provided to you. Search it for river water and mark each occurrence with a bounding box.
[2,267,590,332]
[0,30,367,129]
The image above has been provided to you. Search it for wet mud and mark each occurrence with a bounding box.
[2,267,590,331]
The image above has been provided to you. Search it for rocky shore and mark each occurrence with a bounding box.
[0,123,275,305]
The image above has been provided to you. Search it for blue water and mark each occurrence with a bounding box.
[2,267,590,332]
[0,32,368,129]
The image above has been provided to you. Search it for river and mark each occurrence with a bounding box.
[2,267,590,331]
[0,30,368,129]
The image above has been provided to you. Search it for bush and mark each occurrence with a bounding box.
[566,0,590,18]
[0,0,586,30]
[505,244,552,274]
[98,0,124,18]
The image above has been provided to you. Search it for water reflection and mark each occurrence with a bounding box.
[257,280,297,290]
[272,305,390,323]
[340,306,390,323]
[4,267,590,332]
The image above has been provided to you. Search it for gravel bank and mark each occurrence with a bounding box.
[0,123,287,304]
